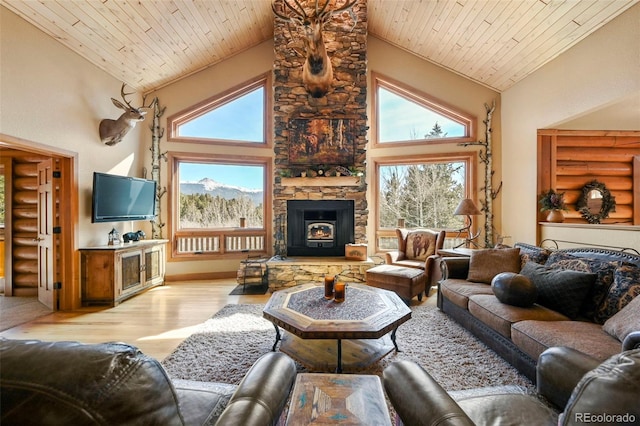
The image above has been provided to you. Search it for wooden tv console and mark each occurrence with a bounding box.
[80,239,168,306]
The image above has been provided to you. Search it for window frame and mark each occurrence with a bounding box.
[372,72,476,148]
[166,73,272,148]
[373,152,478,254]
[168,152,272,261]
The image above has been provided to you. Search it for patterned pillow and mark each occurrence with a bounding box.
[545,252,618,323]
[405,231,437,261]
[603,293,640,342]
[514,243,552,267]
[598,265,640,321]
[467,248,521,284]
[521,261,596,319]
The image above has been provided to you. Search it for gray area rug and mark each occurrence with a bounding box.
[162,303,534,393]
[0,296,52,332]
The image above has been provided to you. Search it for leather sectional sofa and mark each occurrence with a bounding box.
[383,345,640,426]
[438,243,640,381]
[0,338,296,426]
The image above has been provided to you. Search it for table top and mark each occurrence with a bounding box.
[263,283,411,340]
[438,247,477,257]
[285,373,392,426]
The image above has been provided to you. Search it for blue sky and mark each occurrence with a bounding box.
[180,163,264,190]
[378,88,465,141]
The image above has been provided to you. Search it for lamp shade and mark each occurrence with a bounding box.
[454,198,481,216]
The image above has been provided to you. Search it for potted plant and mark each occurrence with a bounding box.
[539,189,568,222]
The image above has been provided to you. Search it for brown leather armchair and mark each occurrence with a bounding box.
[383,338,640,426]
[385,228,445,289]
[385,228,445,269]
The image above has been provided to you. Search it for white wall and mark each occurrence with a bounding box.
[501,3,640,249]
[0,6,150,247]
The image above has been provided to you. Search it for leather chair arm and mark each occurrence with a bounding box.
[386,250,404,264]
[440,257,470,280]
[215,352,297,426]
[536,346,600,409]
[623,331,640,350]
[383,360,475,426]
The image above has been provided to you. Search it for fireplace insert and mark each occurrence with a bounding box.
[305,221,335,248]
[287,200,354,256]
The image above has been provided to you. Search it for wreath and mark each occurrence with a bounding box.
[576,180,616,224]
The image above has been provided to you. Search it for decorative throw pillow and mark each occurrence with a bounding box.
[603,291,640,342]
[405,230,436,261]
[491,272,537,307]
[545,252,617,323]
[514,242,552,267]
[598,265,640,321]
[520,261,596,319]
[467,248,521,284]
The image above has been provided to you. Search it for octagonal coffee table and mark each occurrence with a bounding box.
[263,283,411,373]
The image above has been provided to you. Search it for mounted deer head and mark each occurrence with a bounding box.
[272,0,357,98]
[99,83,153,146]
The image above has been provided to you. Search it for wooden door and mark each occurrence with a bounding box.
[37,159,54,309]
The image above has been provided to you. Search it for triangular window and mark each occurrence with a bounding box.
[375,75,475,145]
[168,74,269,145]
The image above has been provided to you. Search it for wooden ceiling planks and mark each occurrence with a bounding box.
[2,0,637,93]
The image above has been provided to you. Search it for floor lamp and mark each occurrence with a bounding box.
[453,198,482,248]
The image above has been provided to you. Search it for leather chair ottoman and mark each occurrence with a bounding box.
[366,264,427,302]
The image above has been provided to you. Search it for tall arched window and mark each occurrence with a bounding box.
[166,74,272,260]
[168,74,271,146]
[371,73,478,251]
[373,74,475,147]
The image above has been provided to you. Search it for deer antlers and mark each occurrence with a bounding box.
[272,0,358,98]
[99,83,154,146]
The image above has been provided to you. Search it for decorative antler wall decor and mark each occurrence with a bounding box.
[460,100,502,247]
[272,0,357,98]
[99,83,154,146]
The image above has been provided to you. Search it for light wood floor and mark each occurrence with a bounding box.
[0,279,271,360]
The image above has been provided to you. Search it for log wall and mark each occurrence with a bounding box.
[4,152,51,296]
[537,130,640,225]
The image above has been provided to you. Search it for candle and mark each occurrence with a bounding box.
[334,282,346,303]
[324,275,335,299]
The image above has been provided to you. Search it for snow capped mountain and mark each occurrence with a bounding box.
[180,178,263,204]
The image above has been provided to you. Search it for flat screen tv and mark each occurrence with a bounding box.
[92,172,157,223]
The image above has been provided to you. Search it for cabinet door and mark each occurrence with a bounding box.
[144,244,165,286]
[117,249,143,296]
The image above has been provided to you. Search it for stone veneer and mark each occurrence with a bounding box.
[267,256,374,291]
[272,0,369,257]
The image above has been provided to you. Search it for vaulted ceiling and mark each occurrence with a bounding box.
[2,0,636,93]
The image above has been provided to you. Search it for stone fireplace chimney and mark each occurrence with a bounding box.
[272,0,368,257]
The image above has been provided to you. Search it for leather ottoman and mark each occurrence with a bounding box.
[366,264,427,303]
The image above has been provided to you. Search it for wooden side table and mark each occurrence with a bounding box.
[285,373,392,425]
[438,247,477,257]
